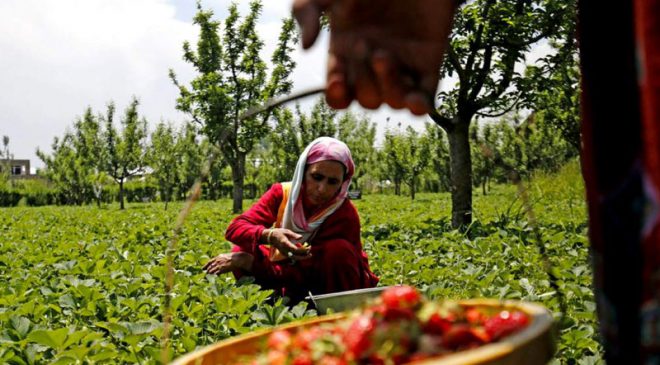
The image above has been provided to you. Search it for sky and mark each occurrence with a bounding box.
[0,0,548,173]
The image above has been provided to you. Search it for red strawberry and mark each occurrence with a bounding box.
[366,355,386,365]
[267,330,291,351]
[408,352,432,363]
[293,327,325,351]
[484,310,530,340]
[442,324,486,350]
[383,306,416,321]
[266,350,287,365]
[344,314,376,359]
[423,312,454,335]
[318,356,347,365]
[465,308,484,325]
[381,286,422,310]
[469,327,492,343]
[292,352,313,365]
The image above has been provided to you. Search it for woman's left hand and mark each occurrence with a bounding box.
[267,228,313,261]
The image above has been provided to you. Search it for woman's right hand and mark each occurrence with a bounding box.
[265,228,312,260]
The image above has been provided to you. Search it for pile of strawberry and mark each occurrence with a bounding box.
[241,286,530,365]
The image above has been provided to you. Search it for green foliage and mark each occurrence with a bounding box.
[379,126,430,199]
[266,99,378,190]
[37,132,93,205]
[431,0,576,227]
[148,122,178,206]
[337,112,377,191]
[170,1,297,213]
[0,201,315,364]
[102,98,149,210]
[0,161,599,363]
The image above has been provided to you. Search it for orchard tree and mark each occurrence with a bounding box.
[429,0,573,227]
[401,127,430,200]
[37,109,106,205]
[337,112,376,191]
[1,135,11,183]
[170,1,296,213]
[175,123,204,200]
[269,98,340,182]
[528,23,580,153]
[201,138,227,200]
[424,123,451,193]
[148,122,178,209]
[299,99,337,145]
[270,107,305,181]
[73,107,107,206]
[470,122,500,195]
[381,130,406,196]
[37,134,89,205]
[102,98,148,210]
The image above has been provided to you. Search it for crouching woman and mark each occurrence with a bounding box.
[203,137,379,303]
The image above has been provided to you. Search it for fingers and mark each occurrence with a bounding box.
[281,229,302,241]
[203,255,230,275]
[276,229,312,258]
[372,50,409,109]
[405,92,433,116]
[292,0,331,49]
[281,241,310,257]
[326,53,352,109]
[206,263,228,275]
[351,40,381,109]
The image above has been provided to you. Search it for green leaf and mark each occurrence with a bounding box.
[10,317,31,338]
[124,320,161,335]
[27,330,59,349]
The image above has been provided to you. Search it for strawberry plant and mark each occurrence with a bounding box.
[0,161,601,363]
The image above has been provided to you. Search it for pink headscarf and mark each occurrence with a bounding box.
[283,137,355,240]
[305,137,355,199]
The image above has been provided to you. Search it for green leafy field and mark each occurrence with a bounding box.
[0,161,601,364]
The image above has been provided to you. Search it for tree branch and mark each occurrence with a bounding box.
[447,46,466,83]
[429,109,454,132]
[475,93,523,118]
[467,43,494,103]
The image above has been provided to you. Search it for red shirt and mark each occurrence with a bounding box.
[226,183,378,300]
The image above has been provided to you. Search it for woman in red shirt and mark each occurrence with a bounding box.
[204,137,379,303]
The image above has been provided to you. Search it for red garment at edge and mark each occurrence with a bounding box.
[226,183,379,303]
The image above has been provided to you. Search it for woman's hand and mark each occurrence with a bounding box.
[202,252,254,275]
[265,228,312,261]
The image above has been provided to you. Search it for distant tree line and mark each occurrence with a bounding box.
[1,94,577,209]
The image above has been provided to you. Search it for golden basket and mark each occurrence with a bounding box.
[171,299,555,365]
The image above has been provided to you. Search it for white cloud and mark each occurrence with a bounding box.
[0,0,197,171]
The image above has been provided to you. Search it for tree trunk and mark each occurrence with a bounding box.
[231,153,246,214]
[119,178,125,210]
[447,122,472,228]
[394,179,401,195]
[410,175,416,200]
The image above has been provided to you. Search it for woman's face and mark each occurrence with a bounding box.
[303,160,345,207]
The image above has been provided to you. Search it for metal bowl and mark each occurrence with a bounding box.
[306,286,393,314]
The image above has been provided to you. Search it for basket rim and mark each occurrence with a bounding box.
[170,298,554,365]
